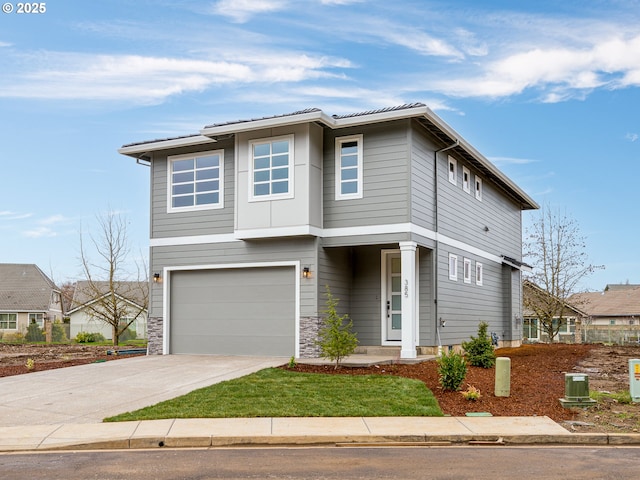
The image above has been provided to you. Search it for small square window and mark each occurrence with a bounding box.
[476,262,484,286]
[475,176,483,201]
[449,254,458,281]
[463,258,471,283]
[448,156,457,185]
[462,167,471,194]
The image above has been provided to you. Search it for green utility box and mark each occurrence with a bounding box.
[629,359,640,403]
[559,373,597,408]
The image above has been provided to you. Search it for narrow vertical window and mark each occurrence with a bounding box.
[463,258,471,283]
[448,156,457,185]
[462,166,471,193]
[476,262,484,286]
[250,135,294,200]
[335,134,363,200]
[449,254,458,281]
[475,176,483,201]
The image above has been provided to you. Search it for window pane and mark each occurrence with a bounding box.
[391,276,401,291]
[271,181,288,194]
[341,181,358,194]
[196,168,218,180]
[341,141,358,154]
[391,294,401,310]
[272,140,289,154]
[254,143,270,157]
[254,170,270,182]
[196,155,219,168]
[173,171,193,184]
[272,167,289,180]
[173,159,194,171]
[341,168,358,181]
[196,180,218,193]
[196,192,218,205]
[391,257,401,274]
[391,313,402,330]
[272,154,289,167]
[173,184,194,195]
[254,183,270,196]
[341,154,358,168]
[254,157,270,170]
[173,196,193,208]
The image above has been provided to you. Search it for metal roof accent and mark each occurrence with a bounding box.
[331,103,426,119]
[204,108,322,129]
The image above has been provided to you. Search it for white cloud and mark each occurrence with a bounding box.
[211,0,288,23]
[0,41,11,47]
[0,51,351,104]
[490,157,538,166]
[626,133,638,142]
[0,211,33,220]
[23,227,57,238]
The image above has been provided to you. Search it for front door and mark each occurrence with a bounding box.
[386,253,402,341]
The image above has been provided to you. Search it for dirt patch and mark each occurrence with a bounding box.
[0,343,145,377]
[290,344,640,434]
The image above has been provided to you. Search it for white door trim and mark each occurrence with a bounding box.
[380,249,400,346]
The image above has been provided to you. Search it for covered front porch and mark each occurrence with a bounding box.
[318,240,436,360]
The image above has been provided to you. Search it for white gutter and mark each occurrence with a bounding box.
[118,135,217,156]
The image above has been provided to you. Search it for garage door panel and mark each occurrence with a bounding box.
[170,267,295,356]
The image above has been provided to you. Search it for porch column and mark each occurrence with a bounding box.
[399,241,418,359]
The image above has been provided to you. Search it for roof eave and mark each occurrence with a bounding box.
[200,110,335,137]
[118,135,218,158]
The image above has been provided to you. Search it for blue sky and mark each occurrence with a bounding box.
[1,0,638,290]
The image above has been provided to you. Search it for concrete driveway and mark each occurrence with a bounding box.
[0,355,285,427]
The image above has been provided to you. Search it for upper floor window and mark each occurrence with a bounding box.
[448,156,457,185]
[335,134,363,200]
[0,313,17,329]
[462,166,471,194]
[463,258,472,283]
[476,262,484,286]
[169,150,224,212]
[249,135,294,201]
[475,176,483,201]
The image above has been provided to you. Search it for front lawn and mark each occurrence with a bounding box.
[105,367,442,422]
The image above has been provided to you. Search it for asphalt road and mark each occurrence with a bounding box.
[1,446,638,479]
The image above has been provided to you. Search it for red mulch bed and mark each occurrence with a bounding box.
[289,343,595,423]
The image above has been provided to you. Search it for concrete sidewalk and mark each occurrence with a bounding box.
[1,416,639,451]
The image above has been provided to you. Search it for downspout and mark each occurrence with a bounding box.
[433,139,459,355]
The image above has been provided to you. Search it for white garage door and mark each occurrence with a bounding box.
[169,267,295,356]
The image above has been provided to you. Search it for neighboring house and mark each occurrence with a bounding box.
[119,103,538,358]
[571,285,640,344]
[67,281,148,341]
[0,263,64,335]
[522,280,587,343]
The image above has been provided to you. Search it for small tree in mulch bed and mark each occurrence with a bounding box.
[437,349,467,391]
[462,321,496,368]
[316,286,358,370]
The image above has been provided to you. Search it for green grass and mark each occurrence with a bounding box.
[105,368,443,422]
[590,390,633,404]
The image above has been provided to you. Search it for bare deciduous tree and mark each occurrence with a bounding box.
[523,205,602,342]
[78,211,148,346]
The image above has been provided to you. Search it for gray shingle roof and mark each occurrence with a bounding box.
[571,287,640,317]
[0,264,59,311]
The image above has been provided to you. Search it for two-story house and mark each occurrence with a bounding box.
[119,103,538,359]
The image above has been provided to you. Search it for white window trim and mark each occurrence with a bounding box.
[0,312,18,330]
[462,166,471,194]
[335,134,363,200]
[463,258,471,283]
[475,176,483,201]
[448,156,457,185]
[448,253,458,281]
[249,134,295,202]
[167,149,225,213]
[476,262,484,286]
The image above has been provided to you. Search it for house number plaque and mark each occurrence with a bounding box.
[404,279,409,298]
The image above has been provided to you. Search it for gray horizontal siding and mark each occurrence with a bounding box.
[418,247,434,346]
[150,140,235,239]
[150,237,318,318]
[323,121,411,229]
[436,151,523,259]
[410,123,436,230]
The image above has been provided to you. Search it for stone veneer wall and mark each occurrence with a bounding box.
[299,316,322,358]
[146,316,163,355]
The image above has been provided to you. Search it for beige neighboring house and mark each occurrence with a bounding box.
[0,263,64,335]
[571,284,640,344]
[68,281,148,341]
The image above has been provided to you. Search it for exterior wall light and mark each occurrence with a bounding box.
[153,273,161,283]
[302,267,311,279]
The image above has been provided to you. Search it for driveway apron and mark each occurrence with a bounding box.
[0,355,285,427]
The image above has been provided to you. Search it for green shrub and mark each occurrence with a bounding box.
[315,286,358,369]
[75,331,106,343]
[2,332,24,343]
[119,326,137,342]
[462,321,496,368]
[437,349,467,391]
[51,320,68,343]
[25,321,45,342]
